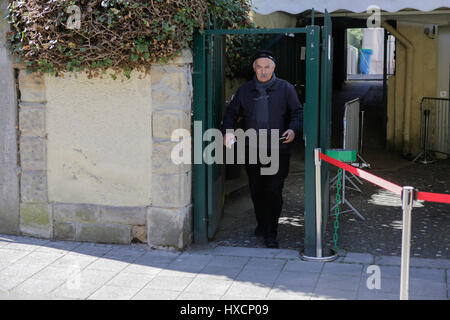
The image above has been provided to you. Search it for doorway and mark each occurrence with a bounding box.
[332,27,396,152]
[215,32,307,248]
[192,15,333,257]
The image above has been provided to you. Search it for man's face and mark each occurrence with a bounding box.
[253,57,275,83]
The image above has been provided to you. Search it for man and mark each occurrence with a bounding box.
[222,50,303,248]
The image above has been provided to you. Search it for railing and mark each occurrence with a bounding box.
[414,97,450,164]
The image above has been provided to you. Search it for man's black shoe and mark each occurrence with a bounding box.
[264,237,279,248]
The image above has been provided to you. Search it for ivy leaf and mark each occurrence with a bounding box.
[124,67,132,79]
[103,57,112,66]
[136,43,148,53]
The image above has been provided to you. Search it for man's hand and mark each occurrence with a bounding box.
[224,133,236,149]
[281,129,295,143]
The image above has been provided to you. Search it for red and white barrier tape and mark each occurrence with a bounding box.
[319,152,450,204]
[416,191,450,204]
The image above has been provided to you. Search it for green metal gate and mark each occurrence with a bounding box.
[320,11,333,245]
[193,10,333,257]
[262,33,307,103]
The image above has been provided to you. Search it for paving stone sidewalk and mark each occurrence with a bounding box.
[0,234,448,300]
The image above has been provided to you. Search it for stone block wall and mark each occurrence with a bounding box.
[149,50,193,248]
[18,71,52,239]
[10,49,194,249]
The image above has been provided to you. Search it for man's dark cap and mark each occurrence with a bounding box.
[254,50,276,64]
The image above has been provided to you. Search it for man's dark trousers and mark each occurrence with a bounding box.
[244,147,290,239]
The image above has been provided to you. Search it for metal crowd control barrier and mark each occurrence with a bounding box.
[329,99,370,220]
[341,98,364,191]
[343,98,370,168]
[311,148,450,300]
[343,99,360,153]
[413,97,450,164]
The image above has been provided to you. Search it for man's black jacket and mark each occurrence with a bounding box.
[222,77,303,141]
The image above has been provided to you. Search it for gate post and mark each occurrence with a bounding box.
[192,31,208,244]
[303,25,321,256]
[320,14,333,238]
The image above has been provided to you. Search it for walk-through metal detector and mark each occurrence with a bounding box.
[192,10,333,258]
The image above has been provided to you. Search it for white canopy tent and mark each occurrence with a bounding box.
[250,0,450,77]
[251,0,450,15]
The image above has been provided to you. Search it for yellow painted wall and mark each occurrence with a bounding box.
[45,70,153,206]
[251,11,297,29]
[386,22,438,157]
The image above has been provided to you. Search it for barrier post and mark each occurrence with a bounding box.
[400,186,414,300]
[300,148,338,262]
[315,148,323,257]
